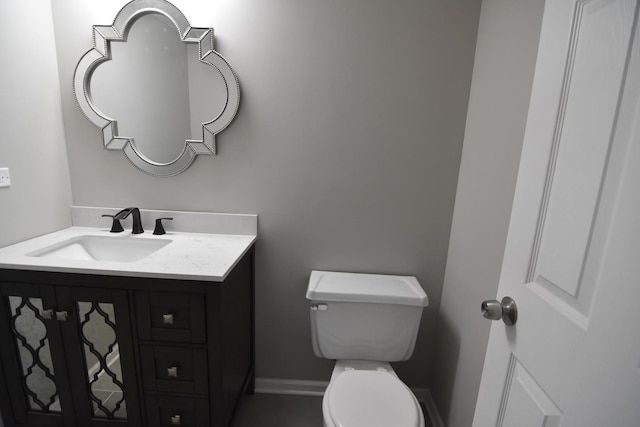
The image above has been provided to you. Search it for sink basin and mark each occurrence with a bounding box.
[27,235,171,263]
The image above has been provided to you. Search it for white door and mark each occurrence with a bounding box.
[473,0,640,426]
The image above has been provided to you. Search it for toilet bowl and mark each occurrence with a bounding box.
[322,361,425,427]
[307,271,429,427]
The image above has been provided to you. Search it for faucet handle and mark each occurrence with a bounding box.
[153,217,174,235]
[101,214,124,233]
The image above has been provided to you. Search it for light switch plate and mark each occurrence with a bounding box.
[0,168,11,188]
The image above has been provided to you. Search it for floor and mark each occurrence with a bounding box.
[233,393,433,427]
[233,394,324,427]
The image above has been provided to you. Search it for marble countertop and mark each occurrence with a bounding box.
[0,207,257,282]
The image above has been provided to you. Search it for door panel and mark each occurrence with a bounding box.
[9,295,61,414]
[474,0,640,425]
[498,355,562,427]
[0,283,76,426]
[57,287,141,427]
[77,300,127,419]
[528,0,637,323]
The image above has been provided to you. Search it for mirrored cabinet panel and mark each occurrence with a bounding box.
[78,301,127,419]
[8,296,61,414]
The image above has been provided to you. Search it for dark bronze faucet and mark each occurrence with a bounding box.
[114,207,144,234]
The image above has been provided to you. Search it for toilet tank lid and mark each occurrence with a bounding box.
[306,271,428,307]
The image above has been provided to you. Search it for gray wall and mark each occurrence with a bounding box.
[0,1,73,425]
[50,0,481,385]
[0,1,72,247]
[431,0,545,425]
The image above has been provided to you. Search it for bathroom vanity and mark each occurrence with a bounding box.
[0,208,257,427]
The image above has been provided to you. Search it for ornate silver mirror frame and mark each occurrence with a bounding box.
[73,0,240,176]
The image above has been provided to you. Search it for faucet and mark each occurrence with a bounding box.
[114,207,144,234]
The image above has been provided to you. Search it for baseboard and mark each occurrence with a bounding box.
[255,377,445,426]
[423,388,446,427]
[255,378,328,397]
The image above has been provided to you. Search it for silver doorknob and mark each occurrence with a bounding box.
[481,297,517,326]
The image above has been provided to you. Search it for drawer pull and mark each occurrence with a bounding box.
[167,366,178,378]
[41,309,54,320]
[56,311,68,322]
[162,313,174,325]
[170,414,181,426]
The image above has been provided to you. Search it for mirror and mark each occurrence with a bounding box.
[74,0,240,176]
[77,301,127,419]
[8,297,60,413]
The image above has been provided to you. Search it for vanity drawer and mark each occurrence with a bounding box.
[145,395,210,427]
[141,345,208,394]
[136,291,206,343]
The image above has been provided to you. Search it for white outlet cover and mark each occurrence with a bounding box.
[0,167,11,188]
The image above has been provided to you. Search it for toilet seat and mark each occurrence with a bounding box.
[325,370,423,427]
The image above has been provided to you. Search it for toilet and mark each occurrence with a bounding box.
[307,270,429,427]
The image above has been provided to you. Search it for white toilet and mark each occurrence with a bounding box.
[307,270,429,427]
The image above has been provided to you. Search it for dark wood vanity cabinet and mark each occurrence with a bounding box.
[0,248,255,427]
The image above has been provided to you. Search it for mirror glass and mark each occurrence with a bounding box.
[74,0,240,176]
[90,13,226,165]
[78,301,127,419]
[8,296,61,413]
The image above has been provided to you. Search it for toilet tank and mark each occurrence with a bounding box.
[306,271,428,362]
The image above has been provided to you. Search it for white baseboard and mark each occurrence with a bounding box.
[254,377,445,426]
[423,389,446,427]
[255,378,328,397]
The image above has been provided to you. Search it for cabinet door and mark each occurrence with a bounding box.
[56,287,141,427]
[0,283,77,427]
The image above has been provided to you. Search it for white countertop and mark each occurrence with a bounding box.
[0,207,257,282]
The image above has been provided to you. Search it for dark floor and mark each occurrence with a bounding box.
[233,394,324,427]
[232,393,433,427]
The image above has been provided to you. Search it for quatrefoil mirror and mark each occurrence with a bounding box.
[74,0,240,176]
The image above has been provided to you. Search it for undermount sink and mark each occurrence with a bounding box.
[27,235,172,263]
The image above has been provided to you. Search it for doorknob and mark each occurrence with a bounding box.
[481,297,517,326]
